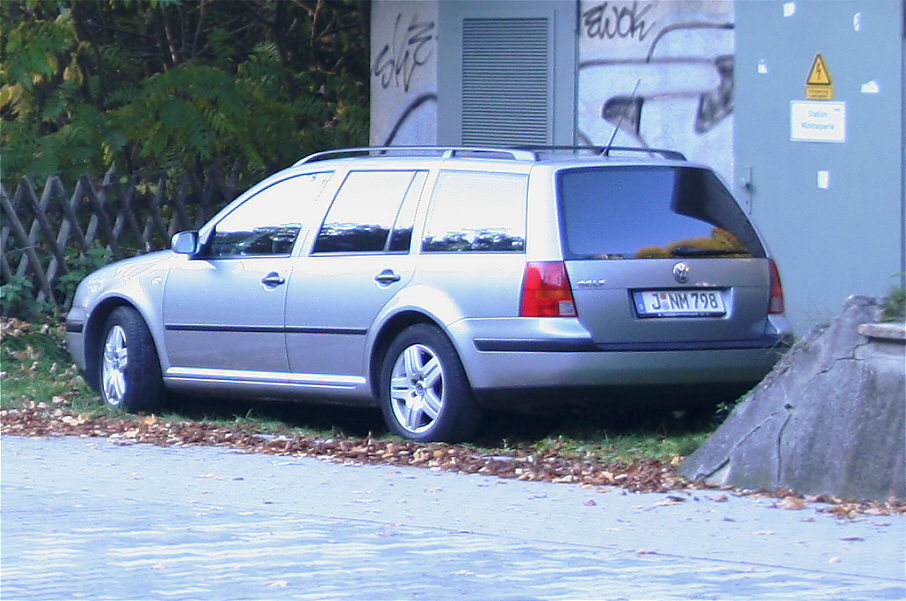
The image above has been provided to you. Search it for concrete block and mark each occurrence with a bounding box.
[682,296,905,501]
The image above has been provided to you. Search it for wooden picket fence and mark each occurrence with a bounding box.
[1,167,239,311]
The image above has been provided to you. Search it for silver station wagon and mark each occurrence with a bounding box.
[65,146,792,442]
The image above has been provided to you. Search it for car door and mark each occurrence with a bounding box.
[284,169,427,382]
[163,171,333,375]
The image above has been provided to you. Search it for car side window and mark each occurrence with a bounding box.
[313,170,426,253]
[422,171,527,252]
[207,172,332,258]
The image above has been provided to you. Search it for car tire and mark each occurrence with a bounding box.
[379,324,482,443]
[98,306,164,413]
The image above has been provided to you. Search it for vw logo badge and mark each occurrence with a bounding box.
[673,262,690,283]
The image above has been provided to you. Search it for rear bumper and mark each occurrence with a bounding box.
[451,317,790,392]
[464,345,786,391]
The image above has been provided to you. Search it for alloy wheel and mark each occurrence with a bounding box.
[102,324,128,408]
[388,343,444,435]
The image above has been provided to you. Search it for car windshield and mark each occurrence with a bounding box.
[556,166,765,260]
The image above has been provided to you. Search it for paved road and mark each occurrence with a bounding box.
[2,435,904,600]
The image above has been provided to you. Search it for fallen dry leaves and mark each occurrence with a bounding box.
[1,400,679,492]
[2,400,904,518]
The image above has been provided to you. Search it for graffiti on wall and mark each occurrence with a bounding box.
[373,12,435,93]
[371,4,439,146]
[582,0,658,41]
[578,0,735,180]
[370,0,735,177]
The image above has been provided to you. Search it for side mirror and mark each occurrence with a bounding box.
[171,230,200,255]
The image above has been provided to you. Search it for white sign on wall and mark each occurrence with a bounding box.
[790,101,846,143]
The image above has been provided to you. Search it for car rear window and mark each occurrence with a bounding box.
[556,166,765,260]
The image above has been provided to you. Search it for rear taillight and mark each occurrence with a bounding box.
[520,262,577,317]
[768,259,785,314]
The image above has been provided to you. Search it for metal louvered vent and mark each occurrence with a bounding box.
[462,18,551,146]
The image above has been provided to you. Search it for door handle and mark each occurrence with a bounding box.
[374,269,401,285]
[261,272,286,287]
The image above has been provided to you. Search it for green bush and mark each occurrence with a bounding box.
[0,276,36,318]
[1,0,370,189]
[882,278,906,322]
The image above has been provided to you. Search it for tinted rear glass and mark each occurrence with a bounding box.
[557,166,765,260]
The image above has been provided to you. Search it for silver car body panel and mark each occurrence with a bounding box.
[66,251,174,373]
[565,258,773,344]
[285,252,416,378]
[163,256,294,372]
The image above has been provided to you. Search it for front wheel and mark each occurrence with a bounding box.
[379,324,482,442]
[98,306,164,413]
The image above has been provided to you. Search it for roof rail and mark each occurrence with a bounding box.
[516,145,687,161]
[294,146,536,165]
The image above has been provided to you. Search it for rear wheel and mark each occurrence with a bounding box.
[98,307,164,413]
[379,324,482,442]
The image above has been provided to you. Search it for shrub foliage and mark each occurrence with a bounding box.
[1,0,370,188]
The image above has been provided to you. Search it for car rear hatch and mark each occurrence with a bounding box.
[556,165,776,349]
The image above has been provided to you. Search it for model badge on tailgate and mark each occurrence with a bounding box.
[576,279,607,289]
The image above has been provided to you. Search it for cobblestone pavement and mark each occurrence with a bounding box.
[2,435,904,600]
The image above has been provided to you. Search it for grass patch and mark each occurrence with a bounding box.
[529,431,709,464]
[882,285,905,322]
[475,405,718,465]
[0,318,99,413]
[1,316,724,466]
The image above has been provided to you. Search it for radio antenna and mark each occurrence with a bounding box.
[603,78,641,156]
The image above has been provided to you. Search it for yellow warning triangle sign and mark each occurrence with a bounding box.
[807,54,832,86]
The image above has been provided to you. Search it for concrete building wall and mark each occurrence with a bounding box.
[370,1,439,145]
[578,1,735,182]
[370,1,738,183]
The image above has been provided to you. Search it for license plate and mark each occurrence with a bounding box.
[634,289,726,317]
